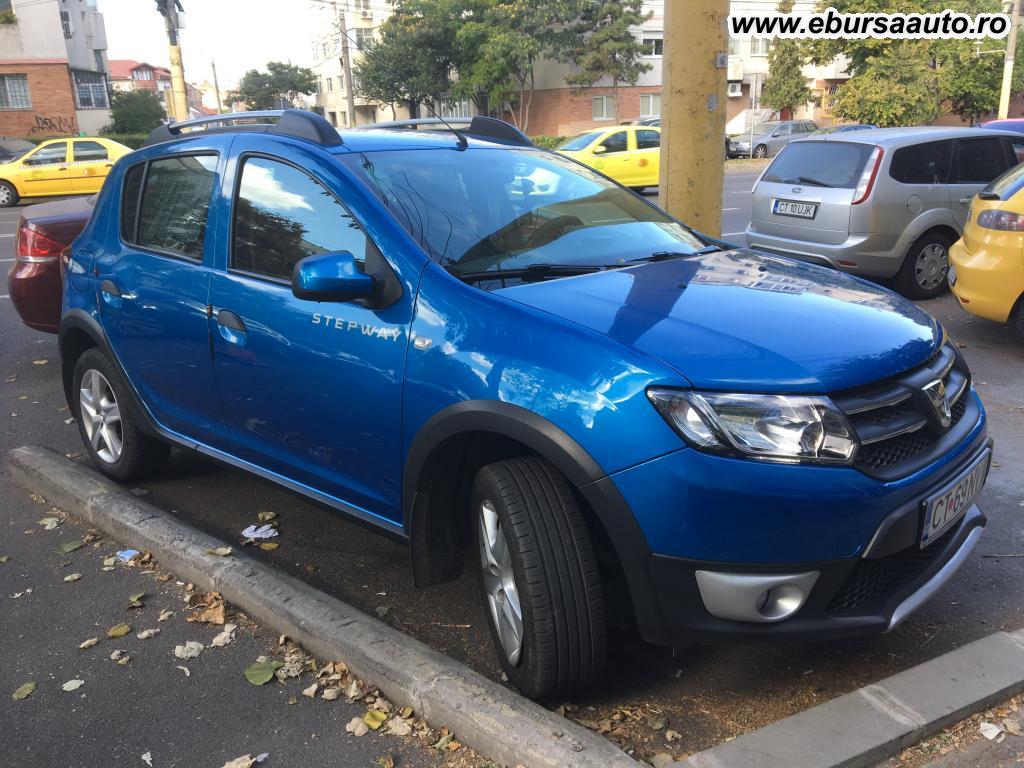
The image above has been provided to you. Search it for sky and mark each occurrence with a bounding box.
[100,0,323,90]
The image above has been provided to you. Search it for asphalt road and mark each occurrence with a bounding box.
[2,177,1022,766]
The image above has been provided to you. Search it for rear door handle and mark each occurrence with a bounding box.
[216,309,246,332]
[99,279,121,297]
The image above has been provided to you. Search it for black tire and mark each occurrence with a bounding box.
[895,231,952,300]
[472,456,605,700]
[72,348,170,482]
[1012,300,1024,344]
[753,144,768,159]
[0,180,18,208]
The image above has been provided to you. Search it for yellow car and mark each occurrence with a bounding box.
[557,125,661,190]
[949,162,1024,341]
[0,136,133,207]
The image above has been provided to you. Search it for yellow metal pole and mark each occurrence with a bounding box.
[660,0,730,237]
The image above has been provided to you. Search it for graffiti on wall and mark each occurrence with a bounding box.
[28,114,78,135]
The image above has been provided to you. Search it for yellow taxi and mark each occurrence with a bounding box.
[0,136,133,207]
[949,162,1024,341]
[556,125,661,190]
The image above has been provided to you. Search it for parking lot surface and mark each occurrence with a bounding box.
[3,180,1022,764]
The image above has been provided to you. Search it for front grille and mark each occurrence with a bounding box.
[832,344,974,479]
[827,524,958,615]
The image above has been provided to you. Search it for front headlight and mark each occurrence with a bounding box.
[647,389,857,465]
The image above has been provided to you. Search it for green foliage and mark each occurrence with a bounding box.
[760,0,812,115]
[237,61,317,110]
[94,132,150,149]
[831,45,939,127]
[939,44,1002,124]
[0,10,17,23]
[107,90,165,134]
[565,0,652,121]
[530,134,568,150]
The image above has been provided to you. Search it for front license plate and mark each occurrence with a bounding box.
[948,264,958,286]
[920,450,991,548]
[772,199,818,219]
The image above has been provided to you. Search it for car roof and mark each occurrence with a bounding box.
[796,126,1012,146]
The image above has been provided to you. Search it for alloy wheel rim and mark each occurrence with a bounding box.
[0,186,9,205]
[478,499,524,666]
[754,146,766,158]
[915,243,948,291]
[79,369,123,464]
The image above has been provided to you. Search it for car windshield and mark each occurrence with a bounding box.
[761,141,874,189]
[339,148,705,281]
[557,133,600,151]
[0,140,34,163]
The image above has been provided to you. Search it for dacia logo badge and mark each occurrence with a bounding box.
[791,186,803,193]
[923,379,952,428]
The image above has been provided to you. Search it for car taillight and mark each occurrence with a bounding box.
[15,221,67,263]
[852,145,883,205]
[975,209,1024,231]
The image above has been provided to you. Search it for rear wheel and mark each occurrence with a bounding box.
[473,457,605,700]
[1012,300,1024,344]
[753,144,768,159]
[895,232,952,299]
[73,348,169,482]
[0,181,18,208]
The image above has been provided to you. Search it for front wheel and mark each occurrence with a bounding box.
[753,144,768,159]
[473,457,606,700]
[0,181,18,208]
[895,232,952,299]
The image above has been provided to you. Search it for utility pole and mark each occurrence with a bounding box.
[336,2,358,127]
[999,0,1020,119]
[211,59,224,114]
[660,0,730,237]
[156,0,189,122]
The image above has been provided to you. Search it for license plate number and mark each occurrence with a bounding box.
[920,450,990,548]
[772,199,818,219]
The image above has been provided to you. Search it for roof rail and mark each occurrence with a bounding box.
[358,116,533,147]
[141,109,343,148]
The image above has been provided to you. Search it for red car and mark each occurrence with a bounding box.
[7,197,93,333]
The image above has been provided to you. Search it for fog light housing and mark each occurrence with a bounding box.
[695,570,820,623]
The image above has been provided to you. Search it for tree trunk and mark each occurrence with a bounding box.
[613,77,620,123]
[522,68,535,134]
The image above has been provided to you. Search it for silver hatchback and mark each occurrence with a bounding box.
[745,127,1024,298]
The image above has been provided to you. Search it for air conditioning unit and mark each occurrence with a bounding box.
[727,82,743,98]
[360,9,371,18]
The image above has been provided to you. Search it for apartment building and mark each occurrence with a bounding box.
[0,0,111,137]
[309,0,408,128]
[109,59,207,119]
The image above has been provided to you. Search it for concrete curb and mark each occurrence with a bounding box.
[675,629,1024,768]
[8,446,639,768]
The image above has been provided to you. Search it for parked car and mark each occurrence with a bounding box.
[0,136,132,207]
[8,196,94,332]
[810,124,876,136]
[948,162,1024,340]
[727,120,818,158]
[746,127,1024,298]
[0,138,35,164]
[635,117,661,127]
[978,119,1024,162]
[556,125,661,189]
[62,110,990,700]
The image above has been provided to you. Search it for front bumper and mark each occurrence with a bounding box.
[601,422,991,647]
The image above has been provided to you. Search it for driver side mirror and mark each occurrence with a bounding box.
[592,145,607,155]
[292,251,375,303]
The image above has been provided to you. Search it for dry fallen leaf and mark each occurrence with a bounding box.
[176,665,190,677]
[12,682,36,700]
[386,718,412,737]
[32,359,48,365]
[136,628,160,640]
[376,755,395,768]
[174,641,204,659]
[1004,718,1023,737]
[258,542,279,551]
[187,592,226,625]
[158,609,175,622]
[63,573,82,583]
[346,717,369,737]
[302,683,318,698]
[110,649,130,665]
[211,623,237,648]
[62,679,85,692]
[38,517,61,530]
[107,623,132,638]
[221,756,256,768]
[322,687,341,701]
[206,547,232,557]
[79,637,99,650]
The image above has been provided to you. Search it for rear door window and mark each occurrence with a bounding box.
[636,130,660,150]
[73,140,108,162]
[889,140,952,185]
[952,137,1011,183]
[761,142,874,188]
[134,154,218,261]
[120,162,145,242]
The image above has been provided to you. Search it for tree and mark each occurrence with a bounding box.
[939,44,1002,124]
[565,0,652,123]
[237,61,317,110]
[106,90,165,133]
[831,45,939,127]
[759,0,812,118]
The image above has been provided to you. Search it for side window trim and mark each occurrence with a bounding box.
[121,151,219,263]
[120,160,146,244]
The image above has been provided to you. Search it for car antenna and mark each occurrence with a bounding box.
[422,101,469,149]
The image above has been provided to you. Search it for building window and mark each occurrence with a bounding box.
[94,51,105,71]
[439,98,471,119]
[340,111,348,126]
[354,28,373,50]
[0,74,31,110]
[73,71,109,109]
[133,68,153,81]
[352,0,370,9]
[60,9,73,38]
[643,37,663,56]
[751,38,770,56]
[322,41,329,57]
[328,111,337,126]
[326,77,333,92]
[592,95,614,121]
[640,93,661,118]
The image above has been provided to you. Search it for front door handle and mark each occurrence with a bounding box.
[958,197,972,204]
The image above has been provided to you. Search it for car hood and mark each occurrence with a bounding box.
[497,249,942,393]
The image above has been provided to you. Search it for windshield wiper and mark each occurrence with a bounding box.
[790,175,833,188]
[452,263,607,284]
[630,245,724,263]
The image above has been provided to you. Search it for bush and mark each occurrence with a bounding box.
[530,135,568,150]
[108,90,165,134]
[95,132,150,149]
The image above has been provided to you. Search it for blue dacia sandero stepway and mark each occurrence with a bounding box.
[60,110,991,699]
